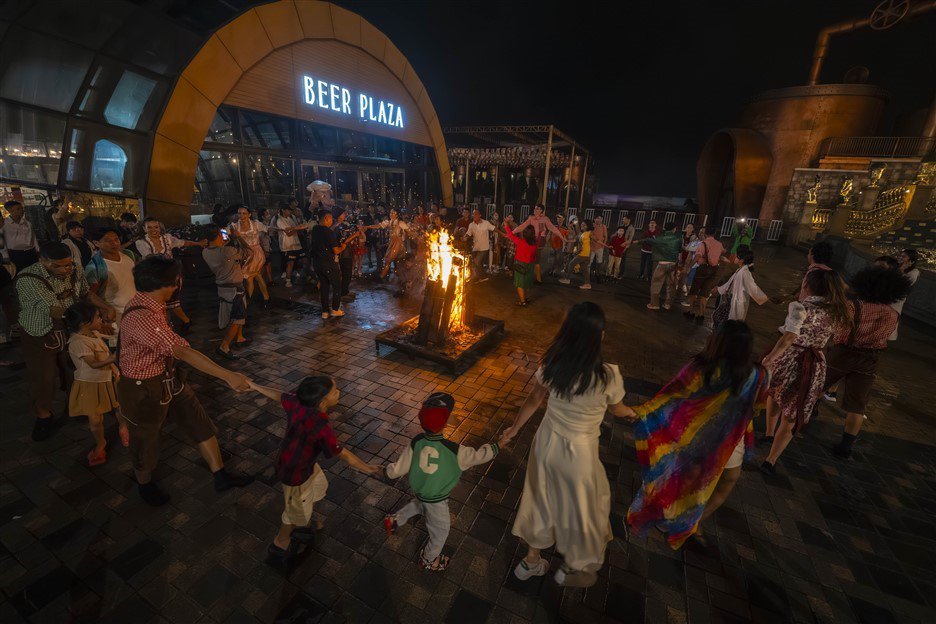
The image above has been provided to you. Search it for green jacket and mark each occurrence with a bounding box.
[386,432,498,503]
[646,232,681,263]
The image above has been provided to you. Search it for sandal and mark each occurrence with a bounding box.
[87,448,107,467]
[118,424,130,448]
[418,548,450,572]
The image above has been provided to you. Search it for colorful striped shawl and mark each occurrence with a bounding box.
[627,362,768,548]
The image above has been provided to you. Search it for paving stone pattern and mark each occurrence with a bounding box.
[1,247,934,623]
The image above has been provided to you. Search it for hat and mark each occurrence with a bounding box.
[418,392,455,433]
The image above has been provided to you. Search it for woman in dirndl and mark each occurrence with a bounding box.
[760,268,851,474]
[376,209,410,280]
[229,205,270,305]
[135,217,206,330]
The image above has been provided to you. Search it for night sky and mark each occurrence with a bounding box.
[337,0,935,197]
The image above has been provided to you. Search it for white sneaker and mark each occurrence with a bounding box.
[681,301,691,307]
[513,558,548,580]
[579,283,591,290]
[280,272,287,279]
[330,309,344,317]
[321,312,330,320]
[558,278,570,284]
[823,392,836,403]
[285,279,292,288]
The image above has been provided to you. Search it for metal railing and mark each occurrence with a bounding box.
[844,186,911,239]
[766,220,783,242]
[818,136,935,160]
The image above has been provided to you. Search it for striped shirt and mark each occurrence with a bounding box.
[118,292,189,379]
[15,262,88,337]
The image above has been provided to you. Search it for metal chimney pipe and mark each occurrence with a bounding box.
[807,0,936,86]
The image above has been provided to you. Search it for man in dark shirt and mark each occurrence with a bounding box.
[332,208,362,302]
[310,210,352,319]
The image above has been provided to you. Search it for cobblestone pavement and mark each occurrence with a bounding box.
[1,246,934,623]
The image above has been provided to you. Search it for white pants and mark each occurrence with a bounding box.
[394,498,450,561]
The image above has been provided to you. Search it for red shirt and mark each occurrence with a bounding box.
[640,228,658,252]
[503,225,538,263]
[275,394,342,486]
[118,292,189,379]
[610,235,627,257]
[834,300,898,350]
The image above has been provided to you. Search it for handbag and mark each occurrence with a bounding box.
[712,292,732,330]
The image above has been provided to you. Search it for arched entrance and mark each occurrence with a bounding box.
[145,0,452,225]
[696,128,772,231]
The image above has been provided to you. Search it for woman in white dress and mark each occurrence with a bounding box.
[229,205,270,304]
[500,302,635,588]
[889,248,920,341]
[713,250,773,328]
[135,217,206,328]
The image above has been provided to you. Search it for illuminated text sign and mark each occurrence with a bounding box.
[302,75,404,129]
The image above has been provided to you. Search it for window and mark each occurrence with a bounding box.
[298,121,338,155]
[194,151,243,214]
[63,121,146,195]
[77,62,164,131]
[205,106,238,144]
[405,143,427,166]
[0,102,66,185]
[0,29,93,112]
[246,154,295,208]
[405,170,426,205]
[103,12,202,77]
[374,136,402,162]
[241,111,294,150]
[338,129,375,160]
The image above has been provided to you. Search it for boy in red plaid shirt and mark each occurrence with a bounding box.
[249,376,380,567]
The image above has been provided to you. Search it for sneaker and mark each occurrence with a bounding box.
[280,272,287,279]
[646,304,660,310]
[662,304,672,310]
[554,565,597,588]
[579,283,591,290]
[759,460,777,476]
[558,278,570,284]
[681,301,691,307]
[138,482,170,506]
[330,309,344,318]
[285,279,292,288]
[213,469,255,492]
[383,515,398,536]
[31,416,59,442]
[823,392,837,403]
[513,558,549,580]
[321,312,330,320]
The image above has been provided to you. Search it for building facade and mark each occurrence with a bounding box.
[0,0,452,225]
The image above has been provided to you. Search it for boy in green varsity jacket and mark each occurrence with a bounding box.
[384,392,508,572]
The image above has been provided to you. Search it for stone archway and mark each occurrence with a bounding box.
[144,0,452,224]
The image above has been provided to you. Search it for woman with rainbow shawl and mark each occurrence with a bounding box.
[627,321,768,549]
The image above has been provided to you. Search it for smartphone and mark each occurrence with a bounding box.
[221,228,229,241]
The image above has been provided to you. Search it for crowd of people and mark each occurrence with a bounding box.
[0,192,924,587]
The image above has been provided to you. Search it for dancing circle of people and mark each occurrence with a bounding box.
[1,192,921,585]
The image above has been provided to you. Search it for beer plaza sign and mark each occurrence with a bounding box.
[302,75,404,129]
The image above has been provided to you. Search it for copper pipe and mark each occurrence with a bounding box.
[924,94,936,139]
[808,1,936,85]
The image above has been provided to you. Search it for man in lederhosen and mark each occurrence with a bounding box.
[117,255,254,506]
[15,242,117,440]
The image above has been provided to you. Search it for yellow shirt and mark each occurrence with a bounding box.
[578,232,591,257]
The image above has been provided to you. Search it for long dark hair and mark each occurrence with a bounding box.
[692,320,754,394]
[541,302,611,399]
[804,268,852,331]
[297,375,335,409]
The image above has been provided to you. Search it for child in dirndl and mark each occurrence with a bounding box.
[65,300,127,466]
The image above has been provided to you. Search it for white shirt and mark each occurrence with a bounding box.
[103,255,137,318]
[716,265,768,321]
[68,332,113,383]
[3,217,38,251]
[136,234,184,258]
[466,219,495,252]
[276,216,302,251]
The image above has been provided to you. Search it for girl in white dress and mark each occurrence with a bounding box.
[500,302,635,588]
[135,218,206,328]
[229,206,271,304]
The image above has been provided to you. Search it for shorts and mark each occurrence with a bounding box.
[217,285,247,329]
[688,264,717,296]
[117,374,218,473]
[824,345,880,415]
[281,464,328,526]
[725,437,745,469]
[284,249,305,261]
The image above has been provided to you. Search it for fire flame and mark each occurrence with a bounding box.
[427,229,469,331]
